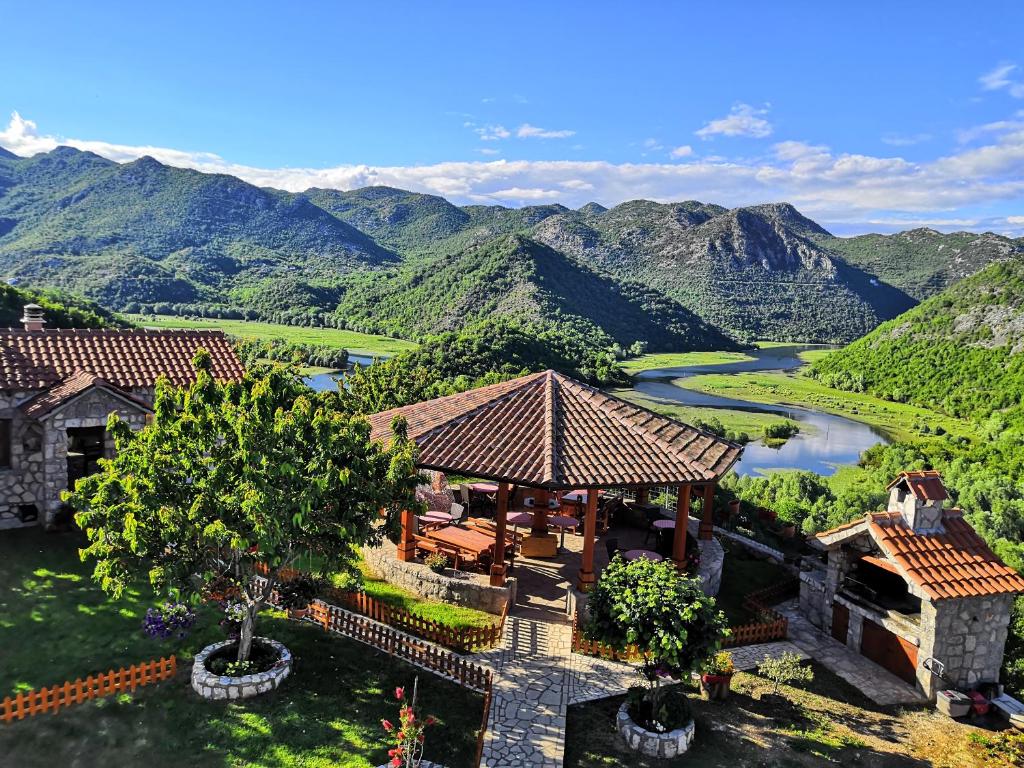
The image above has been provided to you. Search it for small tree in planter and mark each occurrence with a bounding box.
[68,353,420,667]
[584,557,729,732]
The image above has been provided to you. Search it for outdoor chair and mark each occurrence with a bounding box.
[449,502,465,523]
[605,537,622,562]
[642,507,663,546]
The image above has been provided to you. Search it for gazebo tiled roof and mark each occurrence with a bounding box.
[368,369,742,489]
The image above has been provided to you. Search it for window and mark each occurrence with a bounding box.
[0,419,11,469]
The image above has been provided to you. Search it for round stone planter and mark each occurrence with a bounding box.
[616,702,695,759]
[191,637,292,700]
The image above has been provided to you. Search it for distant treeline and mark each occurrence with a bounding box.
[234,337,349,371]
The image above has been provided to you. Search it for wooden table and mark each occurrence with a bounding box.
[562,489,605,504]
[652,518,676,530]
[623,549,663,562]
[468,482,499,494]
[506,511,533,526]
[426,525,497,560]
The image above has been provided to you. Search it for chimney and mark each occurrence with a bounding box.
[886,471,947,532]
[21,304,45,332]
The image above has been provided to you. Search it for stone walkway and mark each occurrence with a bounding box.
[778,600,928,706]
[728,640,808,671]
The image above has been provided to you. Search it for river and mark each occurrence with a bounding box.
[306,345,887,477]
[631,345,888,477]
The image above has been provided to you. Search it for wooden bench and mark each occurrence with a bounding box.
[412,534,479,570]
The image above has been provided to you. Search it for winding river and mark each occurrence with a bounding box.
[306,344,888,477]
[632,345,888,476]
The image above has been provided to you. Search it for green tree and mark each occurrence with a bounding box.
[584,557,728,710]
[67,352,420,663]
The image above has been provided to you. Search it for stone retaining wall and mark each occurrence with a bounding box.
[616,702,695,759]
[362,544,514,615]
[191,637,292,700]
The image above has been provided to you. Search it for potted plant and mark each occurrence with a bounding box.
[424,551,448,575]
[278,573,323,619]
[584,557,729,757]
[700,651,735,700]
[727,499,741,519]
[780,521,797,539]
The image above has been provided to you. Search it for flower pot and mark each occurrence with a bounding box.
[727,500,741,517]
[700,673,733,700]
[757,508,777,522]
[781,523,796,539]
[287,606,310,620]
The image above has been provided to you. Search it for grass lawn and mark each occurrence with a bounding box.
[673,370,976,443]
[610,389,805,443]
[714,542,791,625]
[564,665,1005,767]
[122,315,418,358]
[0,527,483,767]
[620,350,756,374]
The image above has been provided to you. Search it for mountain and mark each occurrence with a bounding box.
[1,145,1021,347]
[532,201,919,342]
[334,233,739,352]
[0,147,395,310]
[810,256,1024,424]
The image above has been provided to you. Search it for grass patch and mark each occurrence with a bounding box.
[355,562,497,630]
[565,664,993,767]
[714,541,791,625]
[674,370,977,442]
[620,350,756,374]
[0,526,482,767]
[610,388,802,440]
[122,315,418,358]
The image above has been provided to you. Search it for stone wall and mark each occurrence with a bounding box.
[923,594,1014,695]
[0,387,151,530]
[362,543,515,615]
[798,569,827,629]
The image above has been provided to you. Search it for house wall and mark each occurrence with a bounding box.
[0,388,151,530]
[924,594,1015,694]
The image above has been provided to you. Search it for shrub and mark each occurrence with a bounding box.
[277,573,323,610]
[757,652,814,695]
[424,552,448,574]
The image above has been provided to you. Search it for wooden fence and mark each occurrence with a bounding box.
[571,577,800,657]
[334,590,506,654]
[1,656,177,724]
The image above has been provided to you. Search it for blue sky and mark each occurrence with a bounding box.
[2,1,1023,234]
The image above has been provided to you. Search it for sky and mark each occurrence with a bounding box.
[1,1,1023,235]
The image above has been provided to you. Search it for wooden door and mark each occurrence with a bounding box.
[831,602,850,644]
[860,619,918,684]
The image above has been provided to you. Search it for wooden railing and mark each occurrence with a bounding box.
[1,656,177,724]
[722,577,799,649]
[332,589,506,654]
[571,577,800,657]
[309,600,493,693]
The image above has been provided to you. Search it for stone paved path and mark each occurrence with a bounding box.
[728,640,808,671]
[778,600,928,706]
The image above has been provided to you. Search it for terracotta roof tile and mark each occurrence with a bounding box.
[867,510,1024,600]
[0,329,245,390]
[368,370,742,489]
[19,371,152,418]
[886,470,948,502]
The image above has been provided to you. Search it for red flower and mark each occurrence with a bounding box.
[425,715,436,726]
[381,719,394,731]
[395,686,404,700]
[390,759,401,767]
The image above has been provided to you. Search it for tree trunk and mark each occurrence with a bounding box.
[237,600,259,662]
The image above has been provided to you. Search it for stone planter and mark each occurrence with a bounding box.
[616,702,695,759]
[192,637,292,700]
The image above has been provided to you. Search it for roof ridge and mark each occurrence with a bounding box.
[543,370,558,485]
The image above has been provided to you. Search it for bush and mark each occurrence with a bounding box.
[757,652,814,695]
[424,552,448,574]
[277,574,323,610]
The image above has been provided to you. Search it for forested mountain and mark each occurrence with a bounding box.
[1,145,1021,349]
[334,233,739,352]
[810,256,1024,425]
[0,283,123,329]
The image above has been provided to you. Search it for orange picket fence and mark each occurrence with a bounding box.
[1,656,177,724]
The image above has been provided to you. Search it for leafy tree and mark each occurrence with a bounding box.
[67,352,420,663]
[757,652,814,695]
[584,556,728,711]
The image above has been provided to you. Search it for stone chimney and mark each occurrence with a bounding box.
[20,304,45,332]
[886,471,947,532]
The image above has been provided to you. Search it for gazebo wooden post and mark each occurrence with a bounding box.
[489,482,510,586]
[672,484,691,570]
[576,491,599,590]
[636,486,649,505]
[699,482,716,540]
[397,507,416,562]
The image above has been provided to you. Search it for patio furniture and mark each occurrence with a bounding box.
[449,502,466,524]
[623,548,663,562]
[605,537,621,562]
[547,514,579,550]
[642,506,664,546]
[425,525,499,565]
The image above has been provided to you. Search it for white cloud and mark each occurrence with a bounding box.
[979,63,1024,98]
[516,123,575,139]
[643,138,663,150]
[476,147,500,156]
[696,103,772,139]
[669,145,693,158]
[3,112,1024,235]
[475,124,510,141]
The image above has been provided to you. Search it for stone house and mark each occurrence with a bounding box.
[0,305,244,530]
[799,470,1024,698]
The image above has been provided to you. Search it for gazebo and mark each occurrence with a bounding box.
[368,370,742,590]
